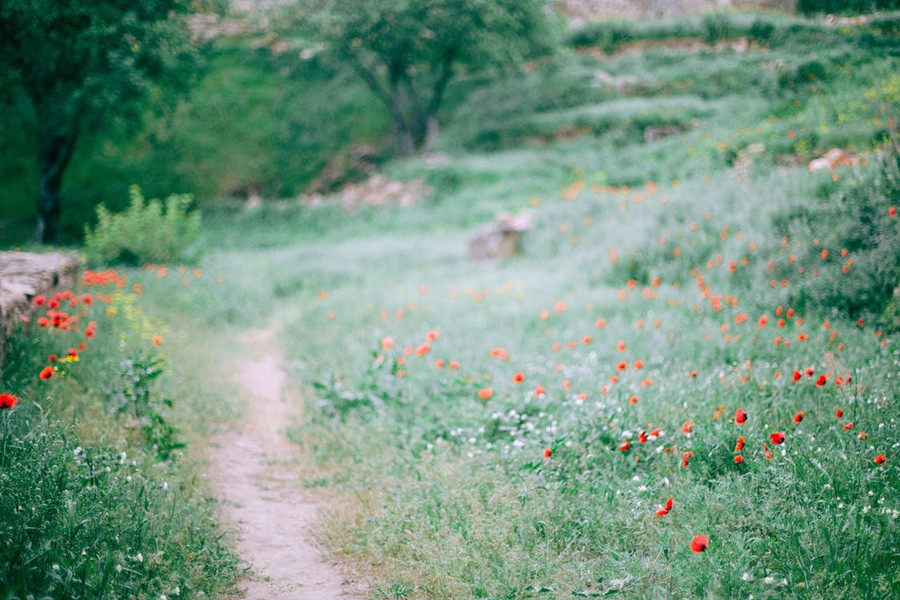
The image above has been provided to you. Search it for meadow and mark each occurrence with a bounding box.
[2,8,899,600]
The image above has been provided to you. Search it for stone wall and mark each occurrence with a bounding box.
[0,251,80,351]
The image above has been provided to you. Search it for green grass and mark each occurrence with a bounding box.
[146,14,897,598]
[0,274,241,598]
[2,9,899,599]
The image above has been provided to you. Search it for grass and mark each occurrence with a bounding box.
[156,13,895,599]
[0,273,241,598]
[2,8,899,600]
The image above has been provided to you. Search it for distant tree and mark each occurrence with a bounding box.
[0,1,198,243]
[313,0,556,155]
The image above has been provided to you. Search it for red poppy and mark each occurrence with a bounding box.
[595,318,607,329]
[152,336,163,346]
[734,455,743,463]
[735,435,745,452]
[682,421,694,434]
[633,359,644,370]
[513,372,525,384]
[842,422,853,430]
[66,348,78,359]
[835,409,843,418]
[649,428,661,437]
[816,375,827,386]
[38,317,50,328]
[690,535,708,553]
[477,387,493,400]
[793,370,801,382]
[543,447,552,459]
[381,336,395,350]
[434,359,445,369]
[617,361,628,371]
[39,366,54,381]
[0,392,18,409]
[425,330,439,341]
[874,454,886,464]
[618,439,630,451]
[793,412,804,423]
[449,360,460,371]
[682,450,693,468]
[34,295,46,306]
[656,497,674,516]
[638,431,647,444]
[534,385,546,397]
[735,409,748,425]
[616,340,626,353]
[770,432,786,445]
[415,342,430,357]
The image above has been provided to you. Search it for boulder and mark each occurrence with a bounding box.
[469,213,532,261]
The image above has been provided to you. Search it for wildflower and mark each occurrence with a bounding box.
[734,455,743,463]
[874,454,886,464]
[793,370,802,382]
[415,342,430,357]
[449,360,460,371]
[553,301,567,313]
[0,392,18,409]
[543,447,552,459]
[770,432,786,445]
[735,409,748,425]
[34,295,46,306]
[816,375,827,387]
[682,421,694,434]
[582,335,592,345]
[688,370,698,378]
[655,497,674,516]
[434,359,445,369]
[618,439,630,451]
[793,412,804,423]
[735,435,745,452]
[477,387,493,401]
[633,359,644,370]
[490,347,509,360]
[40,366,54,381]
[629,395,638,405]
[690,535,708,553]
[681,451,693,468]
[425,330,439,341]
[534,385,546,397]
[842,422,853,431]
[595,318,607,329]
[513,372,525,384]
[381,337,395,350]
[638,431,647,444]
[835,409,842,418]
[616,340,626,352]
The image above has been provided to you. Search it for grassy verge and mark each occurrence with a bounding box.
[0,270,240,599]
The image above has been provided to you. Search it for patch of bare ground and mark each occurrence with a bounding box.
[209,328,367,599]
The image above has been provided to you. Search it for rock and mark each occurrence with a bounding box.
[0,251,80,358]
[469,213,532,261]
[808,148,858,172]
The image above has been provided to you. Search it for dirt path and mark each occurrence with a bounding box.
[209,328,366,599]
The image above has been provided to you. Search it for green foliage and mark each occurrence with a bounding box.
[796,0,900,15]
[772,148,900,327]
[0,0,199,241]
[0,279,238,598]
[308,0,558,153]
[84,185,201,266]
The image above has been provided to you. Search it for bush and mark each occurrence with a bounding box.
[796,0,900,15]
[84,185,201,265]
[771,147,900,327]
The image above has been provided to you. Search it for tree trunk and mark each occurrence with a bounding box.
[35,132,76,243]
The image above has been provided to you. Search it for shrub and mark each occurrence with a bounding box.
[796,0,900,15]
[771,147,900,327]
[84,185,201,265]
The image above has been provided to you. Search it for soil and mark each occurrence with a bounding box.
[209,328,366,599]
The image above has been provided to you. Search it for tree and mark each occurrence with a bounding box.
[0,1,198,243]
[313,0,556,156]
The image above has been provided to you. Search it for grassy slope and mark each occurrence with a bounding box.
[158,13,898,600]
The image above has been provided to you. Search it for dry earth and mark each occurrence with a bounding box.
[209,328,366,599]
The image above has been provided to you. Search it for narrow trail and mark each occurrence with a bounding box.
[209,328,366,599]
